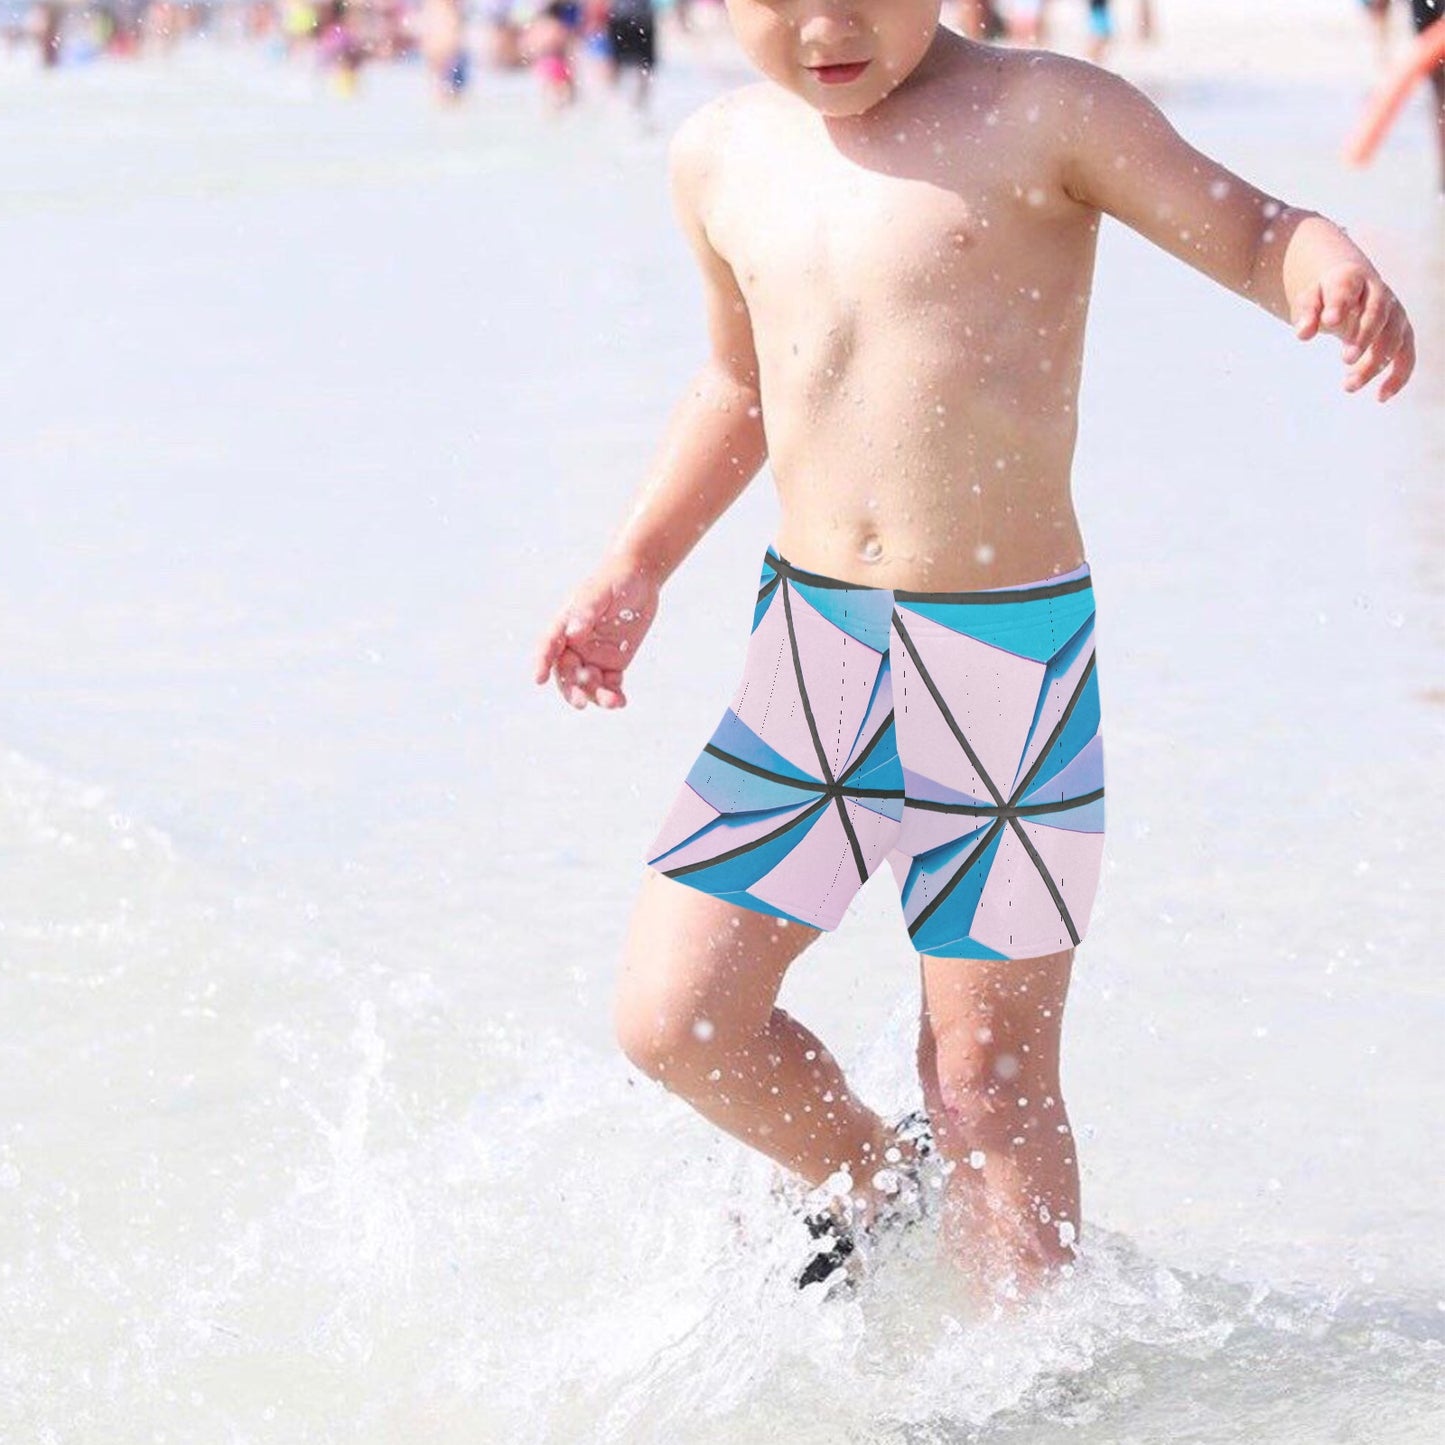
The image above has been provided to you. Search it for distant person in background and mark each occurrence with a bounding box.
[315,0,364,94]
[580,0,615,86]
[1003,0,1148,53]
[1362,0,1394,62]
[604,0,657,120]
[1411,0,1445,192]
[29,0,63,65]
[946,1,1006,40]
[1084,0,1110,62]
[484,0,526,68]
[416,0,470,104]
[281,0,318,59]
[523,2,581,112]
[1008,0,1046,45]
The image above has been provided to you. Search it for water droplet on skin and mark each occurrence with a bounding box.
[861,538,883,562]
[618,608,636,622]
[1262,200,1281,219]
[693,1018,715,1041]
[975,543,995,564]
[969,1150,987,1170]
[1209,179,1230,201]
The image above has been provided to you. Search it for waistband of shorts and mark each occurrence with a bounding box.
[764,545,1092,603]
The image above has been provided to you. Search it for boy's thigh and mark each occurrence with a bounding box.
[614,869,822,1055]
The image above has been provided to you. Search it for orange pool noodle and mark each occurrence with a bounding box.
[1345,19,1445,167]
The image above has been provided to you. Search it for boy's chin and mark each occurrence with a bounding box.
[809,95,884,120]
[794,82,889,120]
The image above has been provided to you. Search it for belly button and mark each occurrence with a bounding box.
[860,536,883,563]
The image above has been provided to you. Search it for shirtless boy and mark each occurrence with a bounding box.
[532,2,1416,1306]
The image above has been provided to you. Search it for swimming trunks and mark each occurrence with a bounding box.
[644,545,1106,960]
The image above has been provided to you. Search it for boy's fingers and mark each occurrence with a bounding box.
[1344,313,1402,392]
[1377,329,1415,402]
[533,629,558,684]
[555,650,589,707]
[536,622,574,684]
[563,655,613,709]
[1343,291,1392,364]
[1293,284,1323,339]
[1320,269,1365,331]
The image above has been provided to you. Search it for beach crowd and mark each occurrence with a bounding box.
[4,0,1442,183]
[3,2,1163,113]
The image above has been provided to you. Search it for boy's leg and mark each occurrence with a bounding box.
[615,868,907,1222]
[916,947,1079,1305]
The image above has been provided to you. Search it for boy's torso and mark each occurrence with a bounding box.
[700,38,1105,591]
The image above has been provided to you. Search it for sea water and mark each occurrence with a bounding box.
[1,14,1442,1443]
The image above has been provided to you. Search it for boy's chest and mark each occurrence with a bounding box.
[709,143,1043,328]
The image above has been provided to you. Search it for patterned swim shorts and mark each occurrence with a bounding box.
[644,545,1106,959]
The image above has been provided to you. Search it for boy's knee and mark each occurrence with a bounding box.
[614,994,714,1084]
[925,1021,1064,1143]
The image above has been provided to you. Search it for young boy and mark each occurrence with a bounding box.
[533,2,1415,1307]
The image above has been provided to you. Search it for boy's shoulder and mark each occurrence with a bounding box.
[666,82,775,200]
[670,81,775,153]
[950,42,1114,116]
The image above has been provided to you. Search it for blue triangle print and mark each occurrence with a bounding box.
[790,579,894,652]
[899,588,1095,663]
[709,708,822,786]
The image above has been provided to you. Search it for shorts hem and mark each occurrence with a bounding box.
[645,862,835,932]
[916,936,1087,961]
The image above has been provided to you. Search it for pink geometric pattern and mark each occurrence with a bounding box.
[645,545,1106,959]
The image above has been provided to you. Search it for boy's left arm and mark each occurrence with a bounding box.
[1053,60,1416,402]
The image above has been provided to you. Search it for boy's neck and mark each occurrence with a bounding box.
[811,26,977,136]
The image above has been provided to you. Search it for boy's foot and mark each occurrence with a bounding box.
[794,1201,858,1291]
[793,1108,937,1293]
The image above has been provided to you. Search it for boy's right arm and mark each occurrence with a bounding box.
[534,103,768,711]
[608,101,767,587]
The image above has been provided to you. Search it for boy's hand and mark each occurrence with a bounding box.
[533,558,659,711]
[1292,262,1415,402]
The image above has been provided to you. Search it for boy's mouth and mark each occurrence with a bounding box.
[807,61,871,86]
